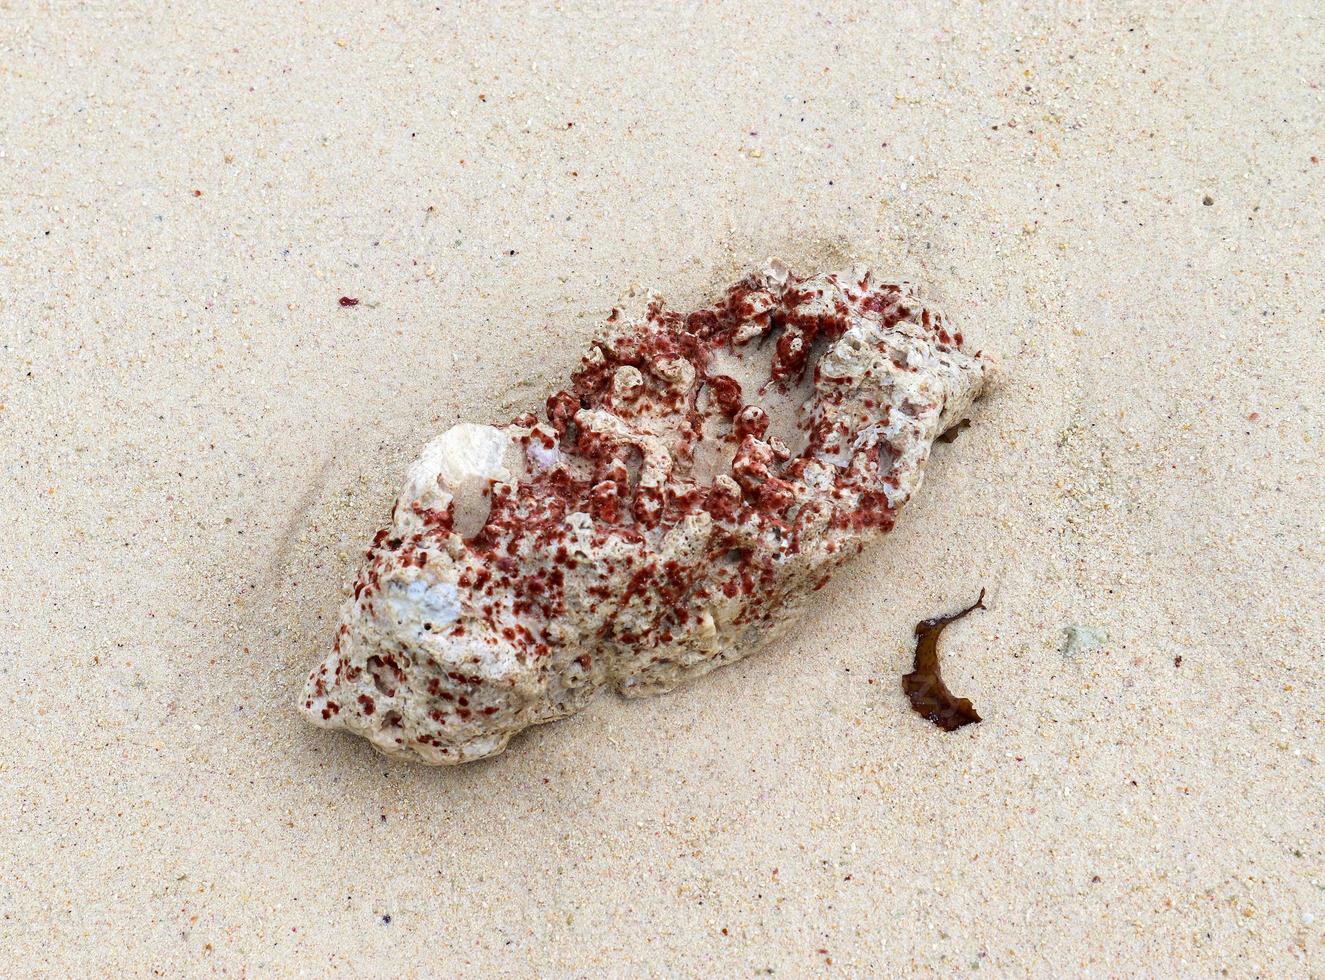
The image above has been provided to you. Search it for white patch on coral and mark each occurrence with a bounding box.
[402,423,511,537]
[387,579,462,641]
[526,439,561,472]
[431,423,511,489]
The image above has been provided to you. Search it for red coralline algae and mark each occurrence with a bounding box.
[302,260,1000,764]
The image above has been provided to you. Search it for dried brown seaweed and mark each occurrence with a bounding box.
[902,589,985,731]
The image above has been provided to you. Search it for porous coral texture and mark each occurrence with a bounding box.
[302,261,1000,764]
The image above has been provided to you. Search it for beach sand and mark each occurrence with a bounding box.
[2,1,1322,974]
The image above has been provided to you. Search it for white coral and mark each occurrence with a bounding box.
[301,262,1000,764]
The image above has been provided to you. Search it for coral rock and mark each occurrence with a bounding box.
[301,261,1000,764]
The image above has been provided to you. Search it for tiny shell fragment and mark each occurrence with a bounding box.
[301,260,1001,764]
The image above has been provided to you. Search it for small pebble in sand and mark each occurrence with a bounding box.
[1061,625,1106,658]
